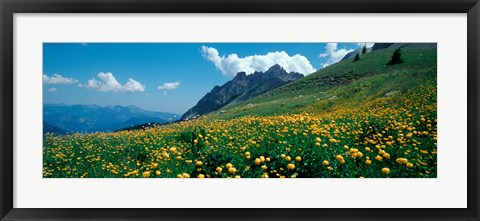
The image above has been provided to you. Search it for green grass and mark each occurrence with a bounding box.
[43,47,437,178]
[210,48,437,120]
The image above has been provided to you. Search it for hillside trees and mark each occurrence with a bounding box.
[387,48,404,65]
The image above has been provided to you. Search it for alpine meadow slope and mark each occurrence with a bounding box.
[210,47,436,120]
[43,45,437,178]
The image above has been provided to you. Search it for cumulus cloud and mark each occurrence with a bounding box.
[47,87,57,92]
[43,74,78,85]
[319,43,354,68]
[200,46,316,77]
[158,81,180,90]
[83,72,145,92]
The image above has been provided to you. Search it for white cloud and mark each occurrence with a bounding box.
[84,72,145,92]
[319,43,354,68]
[158,81,180,90]
[357,43,375,48]
[43,74,78,85]
[47,87,57,92]
[200,46,316,77]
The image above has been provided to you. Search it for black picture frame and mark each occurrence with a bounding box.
[1,0,479,220]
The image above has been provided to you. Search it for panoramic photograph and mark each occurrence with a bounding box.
[43,42,437,178]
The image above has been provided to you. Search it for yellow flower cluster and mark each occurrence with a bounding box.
[43,82,437,178]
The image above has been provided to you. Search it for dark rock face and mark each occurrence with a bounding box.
[341,47,373,61]
[371,43,437,52]
[371,43,395,51]
[181,64,303,120]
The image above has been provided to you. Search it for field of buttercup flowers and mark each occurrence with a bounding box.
[43,78,437,178]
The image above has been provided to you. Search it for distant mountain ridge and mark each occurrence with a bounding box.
[44,104,178,133]
[43,121,69,135]
[181,64,304,120]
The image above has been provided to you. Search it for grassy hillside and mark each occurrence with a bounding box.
[43,48,437,178]
[211,48,436,120]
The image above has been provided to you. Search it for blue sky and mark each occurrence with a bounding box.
[43,43,371,114]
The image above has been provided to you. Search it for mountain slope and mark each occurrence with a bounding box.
[181,64,303,120]
[97,117,167,132]
[43,46,438,178]
[43,121,69,135]
[207,47,437,120]
[371,43,436,51]
[227,78,289,106]
[44,104,177,133]
[341,43,436,62]
[341,46,372,61]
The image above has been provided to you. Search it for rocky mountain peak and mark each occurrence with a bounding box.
[233,72,248,81]
[181,64,303,120]
[267,64,284,71]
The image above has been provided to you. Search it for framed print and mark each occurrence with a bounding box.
[1,0,479,220]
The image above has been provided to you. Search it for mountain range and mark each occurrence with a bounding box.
[43,104,178,134]
[181,64,304,120]
[44,43,437,135]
